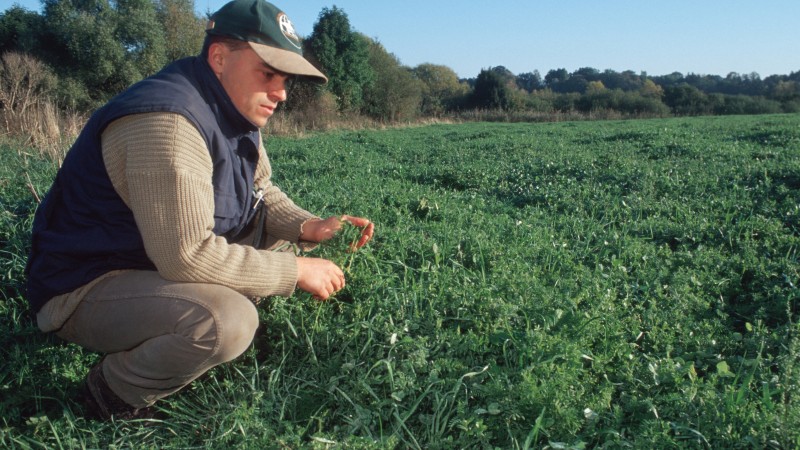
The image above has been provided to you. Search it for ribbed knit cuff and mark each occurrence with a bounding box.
[260,250,299,297]
[267,207,317,243]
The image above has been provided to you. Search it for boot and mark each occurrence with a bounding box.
[81,359,157,421]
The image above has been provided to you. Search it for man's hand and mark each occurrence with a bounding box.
[301,215,375,249]
[296,256,345,300]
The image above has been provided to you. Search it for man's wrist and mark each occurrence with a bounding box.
[299,217,321,242]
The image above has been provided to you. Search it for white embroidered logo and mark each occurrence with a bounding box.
[277,13,301,49]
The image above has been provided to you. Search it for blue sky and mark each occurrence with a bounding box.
[5,0,799,79]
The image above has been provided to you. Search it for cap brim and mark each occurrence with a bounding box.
[248,42,328,84]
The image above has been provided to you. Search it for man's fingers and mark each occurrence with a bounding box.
[343,215,371,228]
[354,222,374,248]
[296,257,347,301]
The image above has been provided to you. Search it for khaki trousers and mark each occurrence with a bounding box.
[56,270,260,408]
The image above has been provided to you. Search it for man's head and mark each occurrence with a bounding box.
[204,0,326,127]
[205,0,326,84]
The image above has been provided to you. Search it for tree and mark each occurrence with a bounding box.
[600,69,642,91]
[516,71,542,93]
[773,80,799,101]
[573,67,600,80]
[362,38,421,122]
[651,72,683,92]
[0,6,44,55]
[585,80,606,94]
[544,68,568,89]
[115,0,168,78]
[156,0,205,61]
[41,0,123,105]
[548,67,604,94]
[664,84,708,115]
[305,6,374,113]
[490,65,515,84]
[413,63,469,115]
[470,68,516,110]
[639,79,664,99]
[556,75,588,94]
[39,0,168,108]
[577,81,608,112]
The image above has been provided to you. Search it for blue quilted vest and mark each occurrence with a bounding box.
[26,56,262,311]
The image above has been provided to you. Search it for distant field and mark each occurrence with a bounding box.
[1,114,799,448]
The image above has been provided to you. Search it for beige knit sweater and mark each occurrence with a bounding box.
[37,112,316,331]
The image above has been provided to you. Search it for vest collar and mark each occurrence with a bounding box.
[194,57,259,137]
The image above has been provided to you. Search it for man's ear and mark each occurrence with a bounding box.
[207,42,226,75]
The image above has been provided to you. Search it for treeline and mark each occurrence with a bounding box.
[496,66,800,117]
[2,0,799,142]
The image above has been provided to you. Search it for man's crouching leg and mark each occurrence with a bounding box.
[56,270,259,419]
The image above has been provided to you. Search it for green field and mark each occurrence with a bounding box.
[1,114,799,448]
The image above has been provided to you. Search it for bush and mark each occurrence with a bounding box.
[0,51,84,157]
[781,99,800,113]
[0,52,55,148]
[470,69,520,111]
[269,90,348,135]
[712,95,783,115]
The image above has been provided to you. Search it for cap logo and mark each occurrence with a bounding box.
[277,13,302,50]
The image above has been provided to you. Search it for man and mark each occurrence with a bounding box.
[25,0,374,420]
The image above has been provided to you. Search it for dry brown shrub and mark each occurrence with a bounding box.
[290,90,341,132]
[0,51,83,161]
[268,90,377,137]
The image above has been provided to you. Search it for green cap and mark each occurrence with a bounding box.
[207,0,327,83]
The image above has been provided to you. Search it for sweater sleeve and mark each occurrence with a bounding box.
[101,112,298,298]
[253,136,318,242]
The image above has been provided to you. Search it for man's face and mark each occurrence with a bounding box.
[209,44,290,127]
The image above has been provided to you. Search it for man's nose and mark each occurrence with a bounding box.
[270,87,287,102]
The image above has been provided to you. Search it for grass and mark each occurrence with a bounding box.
[1,114,799,448]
